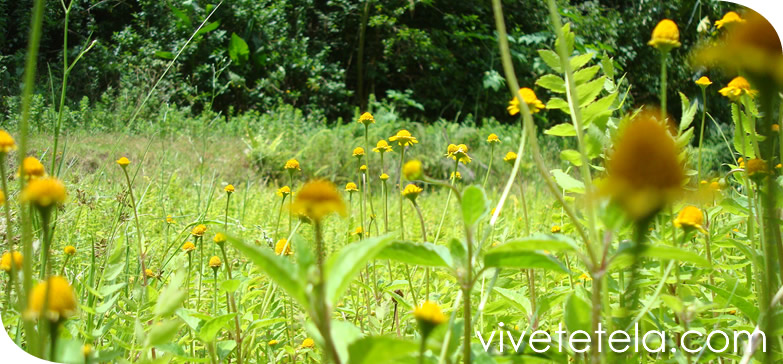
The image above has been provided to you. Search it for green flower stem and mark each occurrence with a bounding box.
[364,125,377,224]
[660,52,668,121]
[121,166,149,288]
[314,219,342,364]
[697,87,708,183]
[412,200,429,299]
[213,269,218,316]
[274,196,286,241]
[197,236,204,310]
[433,159,460,244]
[482,144,494,190]
[219,243,242,364]
[398,147,406,240]
[288,172,294,235]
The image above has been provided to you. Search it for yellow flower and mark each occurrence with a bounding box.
[191,224,207,237]
[695,76,712,87]
[225,184,235,193]
[166,215,175,224]
[715,11,745,29]
[82,344,92,357]
[603,110,684,220]
[352,226,364,236]
[0,190,4,206]
[353,147,366,158]
[648,19,681,51]
[284,159,301,171]
[578,273,592,281]
[181,241,196,253]
[673,205,707,234]
[213,232,227,245]
[360,164,368,172]
[345,182,359,192]
[451,171,462,180]
[402,160,423,180]
[445,144,471,164]
[209,256,222,268]
[373,140,393,153]
[0,130,17,153]
[290,180,347,221]
[746,158,767,177]
[64,245,76,256]
[27,276,76,321]
[379,173,390,181]
[300,338,315,349]
[413,301,446,326]
[275,239,293,256]
[503,151,517,164]
[277,186,291,198]
[508,88,545,115]
[389,130,418,146]
[145,269,156,278]
[21,177,67,208]
[20,156,46,179]
[710,181,721,191]
[116,157,130,167]
[772,124,780,132]
[777,164,782,169]
[737,157,745,168]
[0,251,22,272]
[719,76,757,102]
[268,339,279,346]
[402,183,423,200]
[358,112,375,126]
[487,133,500,144]
[551,225,561,234]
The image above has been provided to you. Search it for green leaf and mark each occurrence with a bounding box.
[484,250,568,273]
[493,287,530,316]
[544,123,576,137]
[198,313,236,343]
[573,65,600,85]
[496,234,579,253]
[461,185,489,227]
[220,279,240,293]
[98,282,126,298]
[217,340,237,361]
[546,97,569,112]
[576,76,606,107]
[551,169,585,194]
[601,53,615,79]
[582,93,618,127]
[564,293,591,333]
[96,293,120,314]
[227,235,308,310]
[569,53,593,71]
[145,320,182,348]
[155,267,187,317]
[537,49,562,73]
[195,21,220,38]
[703,283,758,321]
[377,241,453,268]
[536,74,566,93]
[154,51,175,60]
[560,149,582,167]
[348,337,418,364]
[228,33,250,65]
[325,233,395,305]
[679,92,699,132]
[640,245,711,267]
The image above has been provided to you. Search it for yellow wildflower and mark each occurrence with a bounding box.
[268,339,279,346]
[213,232,227,245]
[290,180,347,221]
[648,19,681,51]
[373,139,393,153]
[181,241,196,253]
[715,11,745,29]
[379,173,389,181]
[673,205,707,234]
[695,76,712,87]
[358,112,375,126]
[21,156,46,179]
[353,147,365,157]
[64,245,76,256]
[275,239,293,256]
[772,124,780,132]
[27,276,76,321]
[389,130,418,146]
[402,183,423,200]
[487,133,500,144]
[746,158,767,177]
[507,88,545,115]
[225,184,235,193]
[445,144,471,164]
[402,160,423,180]
[145,269,155,278]
[719,76,757,102]
[21,177,67,208]
[551,225,561,234]
[360,164,368,172]
[0,251,22,272]
[82,344,92,357]
[116,157,130,167]
[451,171,462,180]
[166,215,175,224]
[503,151,517,164]
[578,273,592,281]
[191,224,207,237]
[0,130,16,153]
[414,301,446,327]
[345,182,359,192]
[209,256,222,269]
[284,159,301,171]
[277,186,291,198]
[300,338,315,349]
[352,226,364,236]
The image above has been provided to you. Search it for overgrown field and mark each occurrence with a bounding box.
[2,2,783,364]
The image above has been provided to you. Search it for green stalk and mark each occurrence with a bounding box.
[364,125,377,223]
[660,52,668,122]
[432,159,459,244]
[274,195,286,241]
[314,220,342,364]
[398,148,406,240]
[697,87,708,183]
[412,200,429,300]
[482,144,494,190]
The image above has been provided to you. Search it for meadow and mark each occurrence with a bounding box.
[2,1,783,364]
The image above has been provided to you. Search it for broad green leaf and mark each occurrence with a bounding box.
[325,233,395,304]
[195,21,220,37]
[377,241,453,268]
[660,294,684,313]
[569,53,593,71]
[551,169,585,194]
[497,234,579,253]
[154,51,174,60]
[228,33,249,65]
[537,49,562,73]
[145,320,182,348]
[484,250,568,273]
[217,340,237,361]
[641,245,710,267]
[96,293,120,314]
[560,149,582,167]
[536,74,566,93]
[546,97,569,112]
[461,185,489,227]
[449,238,466,269]
[601,53,615,79]
[155,267,187,316]
[98,282,126,298]
[493,287,530,315]
[564,293,591,333]
[220,279,240,293]
[348,337,418,364]
[573,65,600,84]
[175,308,204,331]
[227,235,308,310]
[544,123,576,137]
[679,92,699,132]
[582,93,618,127]
[577,76,606,107]
[198,313,236,342]
[703,283,758,322]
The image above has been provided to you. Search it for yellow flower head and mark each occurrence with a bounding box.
[551,225,561,234]
[0,251,22,272]
[358,112,375,126]
[345,182,359,192]
[402,160,423,180]
[275,239,293,256]
[446,144,471,164]
[145,268,156,278]
[21,177,67,208]
[0,190,4,206]
[413,301,446,328]
[116,157,130,167]
[166,215,175,224]
[673,205,707,234]
[225,184,235,193]
[695,76,712,87]
[578,273,592,281]
[64,245,76,256]
[648,19,681,51]
[503,151,517,164]
[21,156,46,180]
[710,181,721,191]
[353,147,365,157]
[451,171,462,180]
[268,339,279,346]
[300,338,315,349]
[209,256,222,269]
[213,232,227,245]
[284,159,301,171]
[352,226,364,236]
[604,110,684,220]
[82,344,92,357]
[487,133,500,144]
[379,173,390,181]
[191,224,208,237]
[373,139,393,153]
[360,164,368,172]
[27,276,76,321]
[290,179,347,221]
[0,130,17,153]
[719,76,757,102]
[508,88,545,115]
[772,124,780,132]
[402,183,423,200]
[746,158,767,177]
[389,130,419,146]
[181,241,196,253]
[277,186,291,198]
[715,11,745,29]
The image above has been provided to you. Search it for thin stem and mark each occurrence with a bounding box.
[398,148,406,240]
[697,87,707,183]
